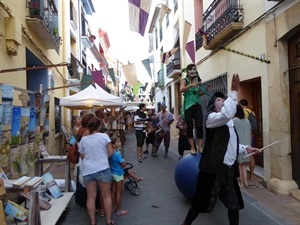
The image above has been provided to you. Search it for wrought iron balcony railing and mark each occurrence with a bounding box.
[166,58,181,79]
[196,0,244,50]
[26,0,60,49]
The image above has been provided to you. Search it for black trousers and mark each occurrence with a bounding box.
[184,103,203,139]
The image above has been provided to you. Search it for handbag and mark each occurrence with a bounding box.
[67,143,79,164]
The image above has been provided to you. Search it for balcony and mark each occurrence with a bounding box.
[157,69,165,88]
[195,0,244,51]
[26,0,60,50]
[167,58,181,79]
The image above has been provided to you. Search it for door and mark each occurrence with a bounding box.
[252,82,263,166]
[288,31,300,187]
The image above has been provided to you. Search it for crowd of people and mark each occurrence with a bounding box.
[71,109,142,225]
[68,68,260,225]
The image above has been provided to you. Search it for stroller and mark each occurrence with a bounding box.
[123,162,141,196]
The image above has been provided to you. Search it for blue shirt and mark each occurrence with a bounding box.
[110,149,125,176]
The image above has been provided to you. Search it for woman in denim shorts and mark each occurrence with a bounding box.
[79,117,116,225]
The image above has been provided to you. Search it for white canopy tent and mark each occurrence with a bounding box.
[60,83,123,109]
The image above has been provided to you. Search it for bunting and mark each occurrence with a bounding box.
[183,21,191,52]
[142,58,152,78]
[122,63,139,86]
[186,41,195,63]
[161,47,179,64]
[133,83,141,96]
[91,70,105,89]
[128,0,152,36]
[80,73,92,90]
[108,68,116,86]
[140,82,148,91]
[159,3,171,23]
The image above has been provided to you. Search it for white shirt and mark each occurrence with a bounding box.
[206,91,248,166]
[79,133,111,176]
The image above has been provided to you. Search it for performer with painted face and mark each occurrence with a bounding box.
[181,74,260,225]
[180,64,211,154]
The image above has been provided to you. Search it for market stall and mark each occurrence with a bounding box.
[60,83,126,143]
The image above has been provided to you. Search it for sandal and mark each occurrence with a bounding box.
[117,209,128,216]
[138,156,143,162]
[96,210,105,217]
[197,147,203,153]
[107,220,116,225]
[190,149,197,155]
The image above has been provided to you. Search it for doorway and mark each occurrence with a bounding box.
[288,31,300,187]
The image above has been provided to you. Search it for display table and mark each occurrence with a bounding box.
[5,192,74,225]
[36,156,71,192]
[4,179,43,194]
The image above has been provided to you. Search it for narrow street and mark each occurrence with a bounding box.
[52,132,300,225]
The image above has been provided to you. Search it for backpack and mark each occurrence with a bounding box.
[67,143,79,164]
[246,109,257,133]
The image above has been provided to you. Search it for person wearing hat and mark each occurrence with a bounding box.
[152,103,174,158]
[182,74,260,225]
[180,64,211,155]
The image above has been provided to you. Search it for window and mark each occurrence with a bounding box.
[54,97,61,134]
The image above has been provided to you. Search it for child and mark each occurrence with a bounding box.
[109,135,142,216]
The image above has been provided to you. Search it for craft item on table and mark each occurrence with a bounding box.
[12,176,31,187]
[23,176,43,187]
[5,200,29,222]
[19,191,52,210]
[42,172,63,199]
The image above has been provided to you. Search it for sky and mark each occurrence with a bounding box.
[87,0,164,85]
[88,0,213,85]
[89,0,155,64]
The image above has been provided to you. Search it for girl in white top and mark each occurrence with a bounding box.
[79,117,115,225]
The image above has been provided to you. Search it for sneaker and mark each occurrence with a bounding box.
[143,150,149,154]
[117,209,128,216]
[138,157,143,162]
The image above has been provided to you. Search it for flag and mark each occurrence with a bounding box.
[161,47,179,64]
[159,3,171,23]
[183,20,191,51]
[141,82,148,91]
[128,0,152,36]
[186,41,195,63]
[122,63,139,86]
[80,73,92,90]
[133,83,141,96]
[142,58,152,78]
[108,68,116,86]
[91,70,105,89]
[127,94,134,102]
